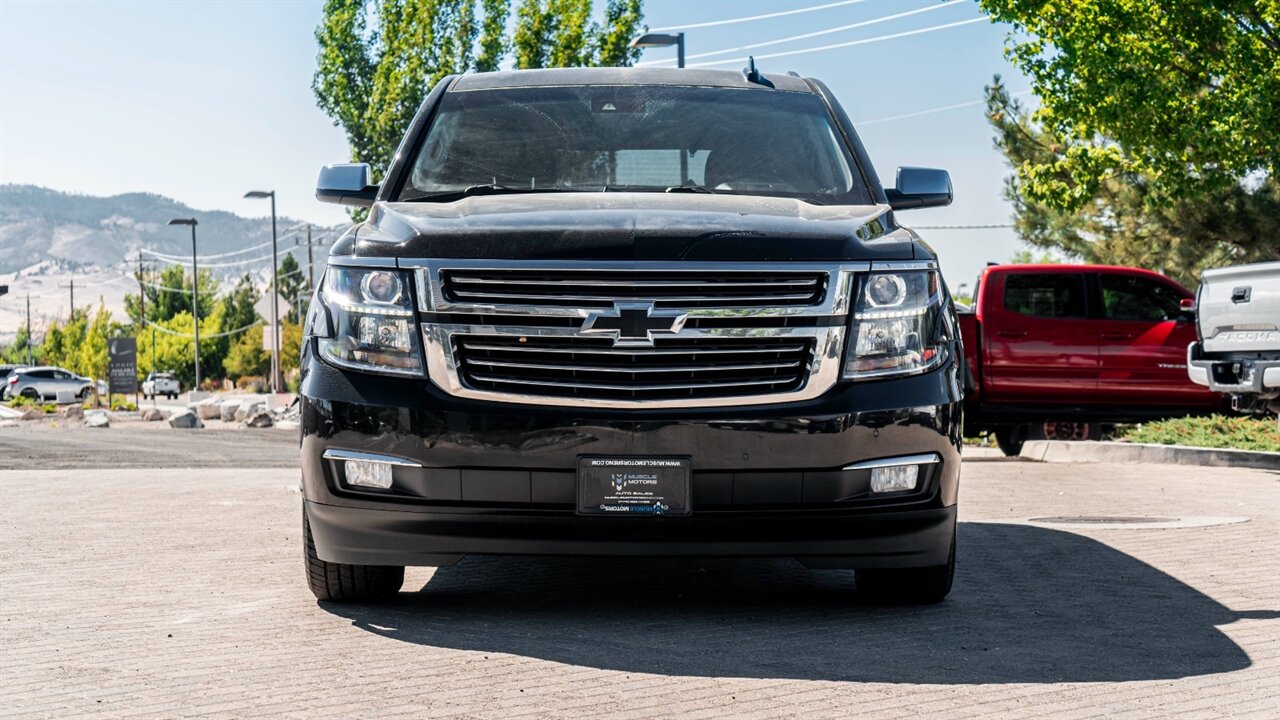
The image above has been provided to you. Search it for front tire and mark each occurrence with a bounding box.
[303,508,404,602]
[855,528,955,604]
[994,425,1026,456]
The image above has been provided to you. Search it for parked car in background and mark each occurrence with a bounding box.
[959,264,1223,455]
[4,366,94,402]
[1187,261,1280,415]
[0,365,22,384]
[142,372,181,400]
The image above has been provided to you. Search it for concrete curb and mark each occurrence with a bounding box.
[1020,440,1280,470]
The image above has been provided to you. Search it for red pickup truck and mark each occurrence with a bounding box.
[958,264,1223,454]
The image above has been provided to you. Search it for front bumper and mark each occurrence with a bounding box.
[300,354,963,569]
[1187,343,1280,398]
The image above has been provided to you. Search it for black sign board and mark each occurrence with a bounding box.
[108,337,138,394]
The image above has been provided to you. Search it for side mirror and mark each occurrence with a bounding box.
[1178,297,1197,321]
[316,163,380,207]
[885,167,952,210]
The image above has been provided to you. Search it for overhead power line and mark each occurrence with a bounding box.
[642,0,966,65]
[143,317,262,339]
[854,90,1032,127]
[145,252,276,269]
[689,16,989,67]
[649,0,867,32]
[141,239,274,262]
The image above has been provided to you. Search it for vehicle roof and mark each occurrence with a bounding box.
[983,264,1177,278]
[980,264,1192,292]
[15,365,60,372]
[451,67,815,94]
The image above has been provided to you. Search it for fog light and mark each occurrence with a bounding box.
[870,464,919,493]
[345,460,393,489]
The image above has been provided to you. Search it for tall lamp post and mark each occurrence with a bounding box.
[244,190,281,393]
[168,218,201,391]
[630,32,685,68]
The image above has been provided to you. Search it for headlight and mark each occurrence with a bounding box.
[843,270,946,380]
[311,266,423,376]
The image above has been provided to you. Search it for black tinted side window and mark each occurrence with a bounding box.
[1004,273,1087,318]
[1101,275,1183,321]
[29,370,53,379]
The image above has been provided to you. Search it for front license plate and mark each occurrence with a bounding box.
[577,456,691,517]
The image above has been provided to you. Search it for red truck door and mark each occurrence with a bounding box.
[983,270,1097,404]
[1094,272,1216,406]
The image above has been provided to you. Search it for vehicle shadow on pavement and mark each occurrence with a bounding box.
[322,522,1271,683]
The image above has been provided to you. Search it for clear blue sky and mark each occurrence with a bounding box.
[0,0,1031,290]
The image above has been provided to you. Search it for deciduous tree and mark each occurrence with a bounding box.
[314,0,644,179]
[987,78,1280,287]
[979,0,1279,208]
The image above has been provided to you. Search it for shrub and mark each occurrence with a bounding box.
[1119,415,1280,453]
[236,375,267,393]
[110,399,138,412]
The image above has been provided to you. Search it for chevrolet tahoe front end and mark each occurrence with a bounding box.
[299,67,964,604]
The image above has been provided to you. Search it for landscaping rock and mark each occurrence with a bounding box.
[19,408,44,421]
[235,400,265,422]
[195,398,223,420]
[140,407,165,422]
[0,420,18,428]
[168,409,204,429]
[219,401,240,422]
[60,404,84,420]
[243,410,274,428]
[84,412,110,428]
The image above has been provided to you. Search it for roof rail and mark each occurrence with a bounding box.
[741,57,775,88]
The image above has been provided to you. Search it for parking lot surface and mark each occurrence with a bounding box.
[1,434,1277,718]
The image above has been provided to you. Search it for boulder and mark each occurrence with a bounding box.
[243,410,274,428]
[235,400,265,422]
[84,412,110,428]
[140,407,165,422]
[167,409,204,429]
[19,407,44,421]
[219,401,240,422]
[60,404,84,420]
[196,398,223,420]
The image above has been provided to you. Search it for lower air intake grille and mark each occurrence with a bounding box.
[455,335,815,402]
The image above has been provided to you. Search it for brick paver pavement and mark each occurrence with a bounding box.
[2,454,1277,718]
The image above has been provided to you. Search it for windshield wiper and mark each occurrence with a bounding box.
[404,184,564,202]
[664,184,717,194]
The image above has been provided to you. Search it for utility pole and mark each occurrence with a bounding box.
[168,218,200,392]
[137,253,146,327]
[305,224,314,291]
[26,293,33,366]
[58,278,75,319]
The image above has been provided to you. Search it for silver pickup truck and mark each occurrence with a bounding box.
[1188,261,1280,414]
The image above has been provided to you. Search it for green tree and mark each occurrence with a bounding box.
[124,265,219,325]
[979,0,1279,208]
[277,254,310,324]
[223,322,269,380]
[987,78,1280,287]
[313,0,644,178]
[0,324,35,365]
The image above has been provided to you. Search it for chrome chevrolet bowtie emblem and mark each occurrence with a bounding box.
[581,302,688,346]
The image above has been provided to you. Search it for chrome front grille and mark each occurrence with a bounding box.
[408,259,884,409]
[455,335,814,401]
[441,268,826,309]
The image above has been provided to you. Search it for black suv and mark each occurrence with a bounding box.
[302,67,963,604]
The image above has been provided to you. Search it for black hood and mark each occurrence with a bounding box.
[332,193,919,262]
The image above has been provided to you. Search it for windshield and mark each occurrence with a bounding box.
[398,85,871,204]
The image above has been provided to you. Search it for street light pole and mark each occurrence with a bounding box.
[169,218,200,391]
[630,31,685,68]
[245,190,282,394]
